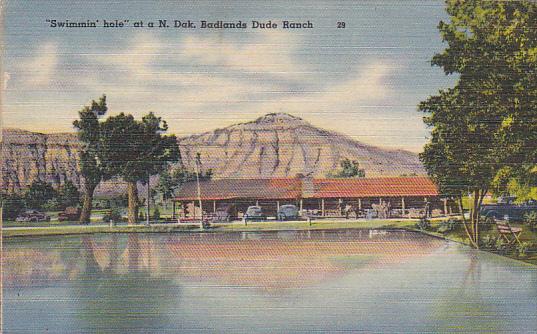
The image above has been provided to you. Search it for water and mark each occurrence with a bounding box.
[3,230,537,333]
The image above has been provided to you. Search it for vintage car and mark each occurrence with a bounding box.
[58,207,81,222]
[16,210,51,222]
[244,206,266,221]
[277,204,299,220]
[210,204,237,223]
[480,197,537,222]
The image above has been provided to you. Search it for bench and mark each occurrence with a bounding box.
[496,220,523,245]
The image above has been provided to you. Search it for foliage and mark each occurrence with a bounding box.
[1,193,26,220]
[416,217,432,231]
[42,198,62,211]
[419,0,537,248]
[494,238,509,254]
[24,180,57,209]
[100,112,180,183]
[481,235,497,250]
[516,242,531,258]
[523,211,537,231]
[73,95,108,223]
[58,180,81,208]
[436,218,457,234]
[153,207,161,221]
[102,207,123,223]
[99,112,180,224]
[327,159,365,178]
[156,166,212,202]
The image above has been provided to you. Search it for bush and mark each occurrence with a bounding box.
[416,217,431,231]
[102,207,122,223]
[437,219,457,234]
[523,211,537,231]
[42,198,62,211]
[495,238,510,254]
[153,207,161,221]
[516,242,531,258]
[481,235,497,250]
[25,180,57,209]
[1,193,26,220]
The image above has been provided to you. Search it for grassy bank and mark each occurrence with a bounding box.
[2,219,422,238]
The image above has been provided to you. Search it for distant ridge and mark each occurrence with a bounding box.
[1,113,426,194]
[178,112,425,178]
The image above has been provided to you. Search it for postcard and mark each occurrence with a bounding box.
[1,1,536,333]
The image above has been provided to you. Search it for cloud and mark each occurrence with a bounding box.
[7,34,413,150]
[252,61,398,114]
[180,31,305,77]
[19,42,58,86]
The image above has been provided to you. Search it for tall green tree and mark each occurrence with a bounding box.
[73,95,108,224]
[100,112,180,224]
[420,0,537,247]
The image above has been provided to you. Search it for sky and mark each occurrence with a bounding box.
[2,0,456,152]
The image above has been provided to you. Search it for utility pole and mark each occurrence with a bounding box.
[146,172,150,226]
[195,153,203,230]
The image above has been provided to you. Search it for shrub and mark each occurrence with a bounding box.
[1,193,26,220]
[523,211,537,231]
[516,242,531,258]
[416,217,431,231]
[495,238,509,254]
[481,235,497,250]
[153,207,161,221]
[103,207,122,223]
[437,219,457,233]
[42,198,62,211]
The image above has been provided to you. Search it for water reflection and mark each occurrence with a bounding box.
[3,230,537,333]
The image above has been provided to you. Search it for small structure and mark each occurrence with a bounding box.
[173,176,449,220]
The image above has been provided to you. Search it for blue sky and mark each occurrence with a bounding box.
[2,0,456,152]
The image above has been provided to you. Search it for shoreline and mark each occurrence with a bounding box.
[1,219,420,238]
[3,219,536,266]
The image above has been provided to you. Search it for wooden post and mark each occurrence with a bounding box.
[321,198,325,216]
[358,198,362,210]
[379,197,382,204]
[338,198,343,215]
[276,200,280,213]
[172,201,176,220]
[401,197,406,216]
[256,200,259,206]
[213,200,217,213]
[443,198,448,215]
[299,199,303,214]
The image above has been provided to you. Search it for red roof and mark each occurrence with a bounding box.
[174,176,438,201]
[175,178,302,201]
[311,177,438,199]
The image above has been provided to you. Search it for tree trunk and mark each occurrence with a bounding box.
[79,182,97,224]
[458,196,478,249]
[127,181,139,225]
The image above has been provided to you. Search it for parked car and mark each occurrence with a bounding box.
[58,207,80,222]
[211,204,237,223]
[277,204,299,220]
[480,197,537,222]
[16,210,51,222]
[244,206,265,221]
